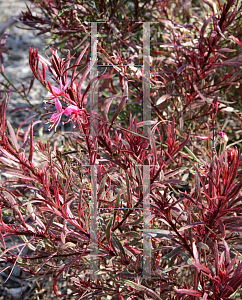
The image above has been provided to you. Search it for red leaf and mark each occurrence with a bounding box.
[217,220,225,238]
[172,132,190,157]
[227,181,242,201]
[0,232,6,249]
[222,238,230,267]
[214,241,220,276]
[177,64,195,74]
[6,120,19,151]
[175,288,203,297]
[103,95,120,122]
[215,61,242,67]
[124,245,142,255]
[179,222,205,232]
[28,120,33,163]
[192,262,211,275]
[229,35,242,47]
[23,120,41,143]
[53,269,68,298]
[108,79,128,132]
[200,16,212,37]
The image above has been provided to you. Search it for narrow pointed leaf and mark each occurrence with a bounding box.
[122,280,162,300]
[111,232,126,257]
[177,64,195,74]
[7,120,19,151]
[106,216,113,244]
[156,94,170,105]
[161,246,183,260]
[175,289,203,297]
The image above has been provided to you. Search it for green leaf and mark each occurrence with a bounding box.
[97,214,106,232]
[143,229,176,240]
[111,232,126,257]
[135,166,142,184]
[98,174,108,198]
[161,246,183,260]
[182,146,205,166]
[115,191,120,208]
[122,280,162,300]
[119,231,141,238]
[106,217,113,243]
[181,252,193,265]
[118,268,137,278]
[197,242,209,250]
[129,216,143,226]
[112,153,122,157]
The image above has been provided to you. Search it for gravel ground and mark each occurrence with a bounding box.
[0,1,77,299]
[1,0,48,128]
[1,0,76,135]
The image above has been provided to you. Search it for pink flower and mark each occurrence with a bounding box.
[194,136,210,140]
[62,105,91,128]
[48,80,69,100]
[218,131,228,142]
[48,98,65,131]
[64,105,80,116]
[63,105,84,127]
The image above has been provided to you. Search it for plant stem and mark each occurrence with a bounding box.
[1,72,42,115]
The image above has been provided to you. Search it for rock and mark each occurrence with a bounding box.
[8,286,28,299]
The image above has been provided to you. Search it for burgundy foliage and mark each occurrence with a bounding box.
[0,0,242,299]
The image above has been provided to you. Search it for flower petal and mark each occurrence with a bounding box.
[55,98,62,112]
[63,80,70,92]
[51,86,61,94]
[49,112,60,122]
[194,136,210,140]
[64,105,79,116]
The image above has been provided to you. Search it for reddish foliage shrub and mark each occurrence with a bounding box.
[1,0,242,299]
